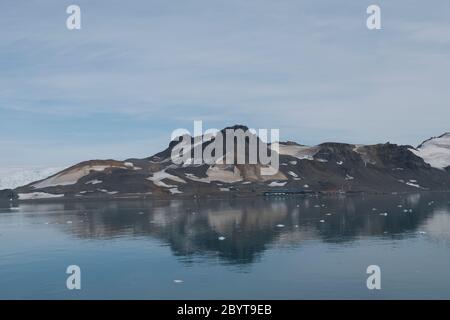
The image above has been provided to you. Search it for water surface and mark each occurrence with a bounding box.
[1,193,450,299]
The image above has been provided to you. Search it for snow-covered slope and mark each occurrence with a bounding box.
[0,167,65,190]
[411,133,450,170]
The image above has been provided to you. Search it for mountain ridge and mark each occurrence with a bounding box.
[2,127,450,201]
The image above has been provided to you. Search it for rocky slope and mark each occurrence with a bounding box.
[2,126,450,201]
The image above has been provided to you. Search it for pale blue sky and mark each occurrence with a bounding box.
[1,0,449,167]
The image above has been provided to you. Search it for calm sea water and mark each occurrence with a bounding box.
[1,193,450,299]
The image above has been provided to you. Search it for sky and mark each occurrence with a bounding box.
[1,0,449,167]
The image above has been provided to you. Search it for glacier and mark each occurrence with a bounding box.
[0,167,65,190]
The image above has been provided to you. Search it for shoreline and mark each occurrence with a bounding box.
[3,189,450,205]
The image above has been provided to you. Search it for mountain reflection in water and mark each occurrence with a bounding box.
[4,192,450,266]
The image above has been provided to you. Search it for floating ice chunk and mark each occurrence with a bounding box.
[174,280,183,283]
[218,236,226,241]
[380,213,388,216]
[325,213,332,216]
[276,224,285,228]
[319,220,325,223]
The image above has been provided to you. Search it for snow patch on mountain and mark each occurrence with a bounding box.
[271,142,319,160]
[268,181,287,187]
[18,192,64,200]
[32,164,125,189]
[411,133,450,170]
[147,169,186,188]
[184,165,243,183]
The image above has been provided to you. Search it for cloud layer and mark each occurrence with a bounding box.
[1,0,449,166]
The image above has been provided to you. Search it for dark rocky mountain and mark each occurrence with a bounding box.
[2,126,450,201]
